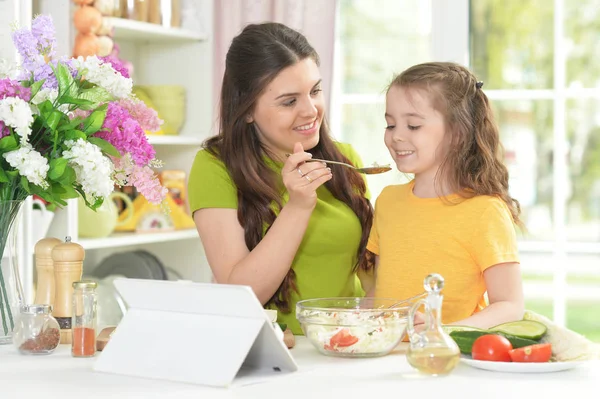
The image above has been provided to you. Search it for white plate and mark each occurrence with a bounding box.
[461,357,586,373]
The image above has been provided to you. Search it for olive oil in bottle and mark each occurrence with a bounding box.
[407,345,460,376]
[405,274,461,376]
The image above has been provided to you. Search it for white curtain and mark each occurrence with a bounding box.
[213,0,339,118]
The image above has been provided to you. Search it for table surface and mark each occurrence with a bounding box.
[1,337,598,399]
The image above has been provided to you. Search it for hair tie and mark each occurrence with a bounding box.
[476,81,484,89]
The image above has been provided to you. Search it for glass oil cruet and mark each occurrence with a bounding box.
[405,273,460,376]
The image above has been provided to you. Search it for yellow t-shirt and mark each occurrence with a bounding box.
[367,181,519,324]
[188,142,369,334]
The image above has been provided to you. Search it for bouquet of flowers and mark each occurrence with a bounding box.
[0,14,167,340]
[0,14,167,208]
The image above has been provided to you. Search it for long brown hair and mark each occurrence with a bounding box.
[204,22,373,312]
[389,62,522,226]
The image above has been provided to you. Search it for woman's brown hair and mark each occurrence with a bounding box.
[389,62,522,226]
[204,22,373,312]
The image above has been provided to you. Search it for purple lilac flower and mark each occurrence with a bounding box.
[31,62,57,89]
[0,78,31,101]
[95,102,156,166]
[31,15,57,60]
[29,59,80,90]
[11,28,44,73]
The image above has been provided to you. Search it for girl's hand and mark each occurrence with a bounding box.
[283,142,332,210]
[413,310,426,333]
[413,310,426,326]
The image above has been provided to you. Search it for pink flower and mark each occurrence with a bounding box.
[112,155,167,204]
[0,78,31,101]
[99,55,130,78]
[0,121,9,138]
[118,98,163,132]
[96,102,155,166]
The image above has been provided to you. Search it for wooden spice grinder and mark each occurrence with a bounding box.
[52,236,85,345]
[34,237,62,306]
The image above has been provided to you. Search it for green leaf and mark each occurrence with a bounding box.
[88,137,120,158]
[37,99,54,115]
[64,129,87,141]
[57,166,76,185]
[82,104,108,134]
[0,135,18,152]
[31,188,55,205]
[74,185,104,211]
[29,78,46,100]
[46,110,64,131]
[54,62,76,98]
[0,168,8,183]
[56,183,79,199]
[78,87,114,109]
[20,176,31,193]
[57,117,84,132]
[60,95,95,108]
[48,158,68,180]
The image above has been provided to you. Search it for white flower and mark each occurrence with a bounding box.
[30,87,69,114]
[31,87,58,105]
[62,139,114,200]
[71,55,132,99]
[0,96,34,142]
[0,59,19,79]
[2,144,49,188]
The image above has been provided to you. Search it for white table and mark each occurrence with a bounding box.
[1,338,598,398]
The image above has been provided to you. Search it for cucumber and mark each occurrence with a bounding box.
[442,325,484,334]
[449,331,539,355]
[489,320,547,340]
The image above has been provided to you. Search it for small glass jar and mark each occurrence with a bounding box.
[13,304,61,355]
[71,280,98,357]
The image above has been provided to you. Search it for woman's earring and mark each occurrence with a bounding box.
[245,115,253,123]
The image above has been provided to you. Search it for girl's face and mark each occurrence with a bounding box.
[384,85,449,182]
[249,58,324,158]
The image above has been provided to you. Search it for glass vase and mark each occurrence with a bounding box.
[0,200,26,345]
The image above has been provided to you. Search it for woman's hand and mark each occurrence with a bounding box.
[283,142,332,210]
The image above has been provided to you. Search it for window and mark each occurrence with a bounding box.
[333,0,432,199]
[335,0,600,341]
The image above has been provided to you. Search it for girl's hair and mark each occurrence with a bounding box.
[204,22,373,312]
[389,62,522,226]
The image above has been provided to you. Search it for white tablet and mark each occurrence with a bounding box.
[93,278,298,387]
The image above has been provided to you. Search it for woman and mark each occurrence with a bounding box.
[188,22,373,334]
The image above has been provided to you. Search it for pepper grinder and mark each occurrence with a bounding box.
[34,237,62,306]
[52,236,85,345]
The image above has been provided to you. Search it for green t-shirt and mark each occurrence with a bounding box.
[187,142,369,334]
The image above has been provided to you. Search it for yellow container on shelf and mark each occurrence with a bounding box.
[114,193,195,233]
[133,85,186,135]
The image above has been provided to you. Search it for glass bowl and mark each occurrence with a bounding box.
[296,296,423,358]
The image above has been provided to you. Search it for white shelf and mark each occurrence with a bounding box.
[146,135,203,146]
[78,229,198,250]
[106,17,207,43]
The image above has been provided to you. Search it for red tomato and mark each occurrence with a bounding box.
[329,328,359,348]
[472,334,513,362]
[509,343,552,363]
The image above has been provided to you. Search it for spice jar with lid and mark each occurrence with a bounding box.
[72,280,98,357]
[13,304,61,355]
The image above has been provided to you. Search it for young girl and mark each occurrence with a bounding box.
[366,62,524,329]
